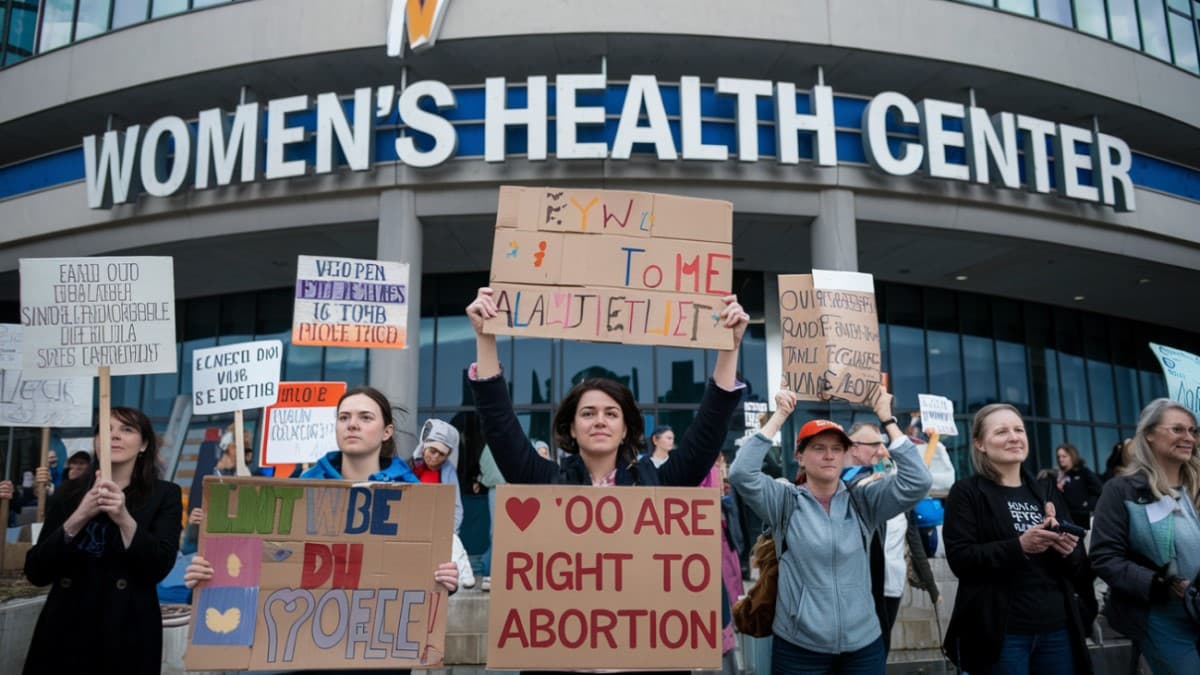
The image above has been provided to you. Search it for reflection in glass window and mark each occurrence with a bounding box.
[419,317,434,408]
[285,345,323,382]
[1066,424,1099,467]
[39,0,75,51]
[738,324,768,405]
[657,347,706,405]
[885,285,925,411]
[75,0,111,40]
[1169,11,1200,72]
[561,341,653,404]
[1039,0,1074,26]
[1091,426,1120,472]
[324,347,367,387]
[111,0,148,29]
[1074,0,1110,37]
[512,336,552,407]
[998,0,1035,15]
[151,0,187,18]
[927,289,963,409]
[6,4,39,64]
[1139,0,1174,60]
[1108,0,1143,48]
[434,315,479,408]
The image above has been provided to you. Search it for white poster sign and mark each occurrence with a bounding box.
[192,340,283,415]
[0,369,94,428]
[292,255,410,349]
[19,257,177,376]
[0,324,21,369]
[1149,343,1200,417]
[918,394,959,436]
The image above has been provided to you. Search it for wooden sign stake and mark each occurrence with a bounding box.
[36,427,50,522]
[98,366,112,481]
[234,409,250,477]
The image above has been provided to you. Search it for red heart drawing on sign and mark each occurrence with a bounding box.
[505,497,540,532]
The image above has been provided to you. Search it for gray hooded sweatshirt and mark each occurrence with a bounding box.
[729,432,931,654]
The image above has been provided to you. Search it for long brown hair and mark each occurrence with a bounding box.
[67,406,160,506]
[337,386,399,461]
[554,378,645,468]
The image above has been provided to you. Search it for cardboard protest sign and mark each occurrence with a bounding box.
[18,257,176,376]
[260,382,347,465]
[1150,343,1200,416]
[778,270,882,404]
[293,256,409,349]
[486,485,722,671]
[0,324,94,427]
[484,186,734,350]
[185,477,456,671]
[193,340,284,415]
[917,394,959,436]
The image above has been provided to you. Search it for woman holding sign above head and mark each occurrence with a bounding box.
[22,406,182,675]
[942,404,1093,675]
[184,386,461,597]
[728,388,931,674]
[466,286,749,489]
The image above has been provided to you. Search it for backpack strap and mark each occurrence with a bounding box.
[775,487,795,557]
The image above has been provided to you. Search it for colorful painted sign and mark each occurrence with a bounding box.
[18,256,177,376]
[484,186,734,350]
[260,382,348,465]
[486,485,722,671]
[184,477,456,671]
[193,340,283,415]
[292,256,409,349]
[778,270,882,404]
[1150,342,1200,417]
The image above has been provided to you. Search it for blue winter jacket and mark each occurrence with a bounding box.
[301,451,420,483]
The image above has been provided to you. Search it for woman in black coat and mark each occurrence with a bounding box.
[1053,443,1104,528]
[943,403,1094,675]
[23,406,182,675]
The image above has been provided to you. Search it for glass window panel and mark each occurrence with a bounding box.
[7,5,39,58]
[150,0,187,18]
[1065,424,1098,468]
[657,346,706,405]
[254,288,292,336]
[75,0,111,40]
[419,316,434,408]
[1026,304,1061,418]
[1169,12,1200,72]
[1073,0,1110,37]
[961,0,995,6]
[1039,0,1075,25]
[218,292,255,345]
[738,323,768,405]
[1139,369,1168,407]
[960,293,997,411]
[324,348,367,387]
[1167,0,1189,12]
[111,0,147,28]
[886,285,925,411]
[561,341,653,404]
[1091,426,1120,474]
[926,289,963,409]
[111,374,143,409]
[284,345,323,382]
[653,409,697,461]
[191,0,228,7]
[513,336,553,407]
[39,0,75,51]
[514,411,554,459]
[1108,0,1143,47]
[1055,310,1088,421]
[434,315,488,408]
[181,297,219,396]
[998,0,1035,15]
[1083,315,1117,425]
[1139,0,1173,59]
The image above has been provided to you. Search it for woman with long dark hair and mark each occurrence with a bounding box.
[466,286,748,489]
[22,406,182,675]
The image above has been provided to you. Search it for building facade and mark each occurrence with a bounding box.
[2,0,1199,489]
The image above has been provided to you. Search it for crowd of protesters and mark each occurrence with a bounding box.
[1,286,1197,675]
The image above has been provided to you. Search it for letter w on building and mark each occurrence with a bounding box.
[387,0,451,57]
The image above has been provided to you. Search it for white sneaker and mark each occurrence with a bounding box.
[481,576,491,592]
[452,534,476,588]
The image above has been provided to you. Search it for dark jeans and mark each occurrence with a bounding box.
[771,635,886,675]
[984,629,1075,675]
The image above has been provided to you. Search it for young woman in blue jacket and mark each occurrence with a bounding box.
[728,389,931,673]
[184,386,459,591]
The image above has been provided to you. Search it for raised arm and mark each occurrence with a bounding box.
[466,288,557,484]
[728,391,796,529]
[850,388,932,525]
[657,295,749,487]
